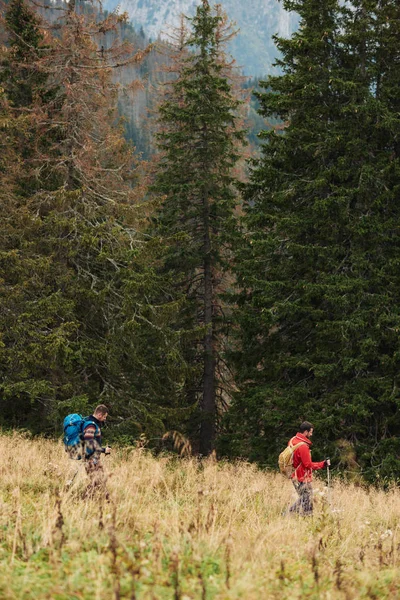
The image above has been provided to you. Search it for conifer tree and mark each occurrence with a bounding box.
[1,0,46,108]
[153,1,245,454]
[0,0,188,437]
[226,0,400,480]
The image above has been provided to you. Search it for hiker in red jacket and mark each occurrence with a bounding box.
[288,421,330,516]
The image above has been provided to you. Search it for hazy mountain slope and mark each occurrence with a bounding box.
[104,0,299,75]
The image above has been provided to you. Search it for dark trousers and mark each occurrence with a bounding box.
[289,481,313,515]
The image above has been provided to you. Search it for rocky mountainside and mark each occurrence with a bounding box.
[103,0,299,76]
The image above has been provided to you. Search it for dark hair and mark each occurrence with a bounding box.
[299,421,314,433]
[94,404,109,416]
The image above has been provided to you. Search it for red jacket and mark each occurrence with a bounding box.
[289,433,325,483]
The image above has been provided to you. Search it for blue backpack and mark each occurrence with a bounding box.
[63,413,99,459]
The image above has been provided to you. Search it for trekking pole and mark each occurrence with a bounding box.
[327,461,331,507]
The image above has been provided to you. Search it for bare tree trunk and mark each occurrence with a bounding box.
[200,190,215,456]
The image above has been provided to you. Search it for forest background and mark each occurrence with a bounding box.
[1,0,400,484]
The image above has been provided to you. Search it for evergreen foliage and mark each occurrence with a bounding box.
[2,0,45,107]
[152,1,245,454]
[2,0,400,483]
[0,0,188,440]
[224,0,400,482]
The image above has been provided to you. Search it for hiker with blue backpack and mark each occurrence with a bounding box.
[63,404,111,468]
[279,421,330,516]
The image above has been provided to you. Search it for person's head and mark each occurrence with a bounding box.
[93,404,109,422]
[299,421,314,438]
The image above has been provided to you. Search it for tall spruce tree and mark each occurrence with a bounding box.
[153,1,245,455]
[225,0,400,481]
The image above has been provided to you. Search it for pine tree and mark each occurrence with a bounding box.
[1,0,46,108]
[152,1,245,454]
[224,0,344,462]
[225,0,400,481]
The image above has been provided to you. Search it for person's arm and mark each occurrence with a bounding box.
[83,424,110,455]
[298,443,326,471]
[83,423,102,458]
[83,424,96,441]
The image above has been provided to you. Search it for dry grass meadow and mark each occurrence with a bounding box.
[0,432,400,599]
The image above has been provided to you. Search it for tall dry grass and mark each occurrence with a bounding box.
[0,432,399,599]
